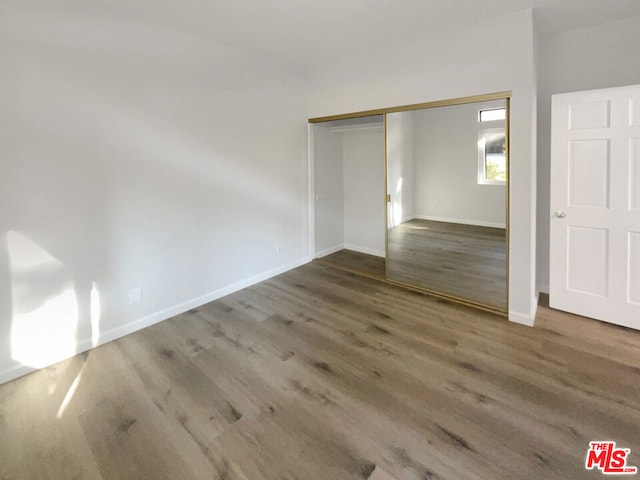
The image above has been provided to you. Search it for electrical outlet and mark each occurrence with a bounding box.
[128,287,142,305]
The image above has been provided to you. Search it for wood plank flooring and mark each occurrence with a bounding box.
[388,219,507,310]
[1,262,640,479]
[316,249,386,280]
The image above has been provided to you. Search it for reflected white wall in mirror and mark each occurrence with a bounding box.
[385,98,508,310]
[411,99,506,228]
[385,113,414,228]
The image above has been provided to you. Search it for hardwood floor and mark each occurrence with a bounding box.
[388,219,507,310]
[316,248,386,280]
[1,262,640,479]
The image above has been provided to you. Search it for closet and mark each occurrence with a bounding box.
[312,115,386,277]
[310,93,510,314]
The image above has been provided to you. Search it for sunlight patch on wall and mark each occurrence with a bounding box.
[7,231,78,369]
[391,177,403,228]
[11,289,78,369]
[7,230,58,270]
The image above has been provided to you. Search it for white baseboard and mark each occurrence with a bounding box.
[315,244,344,258]
[508,311,535,327]
[0,364,36,386]
[538,284,549,295]
[508,292,539,327]
[400,214,415,224]
[343,243,385,258]
[413,214,506,230]
[0,256,313,385]
[315,243,385,259]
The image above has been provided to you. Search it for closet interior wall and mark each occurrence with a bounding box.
[312,117,385,258]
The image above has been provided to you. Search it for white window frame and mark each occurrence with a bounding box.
[477,127,506,185]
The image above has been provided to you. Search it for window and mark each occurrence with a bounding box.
[478,128,506,185]
[479,107,506,122]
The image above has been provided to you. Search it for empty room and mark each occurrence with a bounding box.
[1,1,640,479]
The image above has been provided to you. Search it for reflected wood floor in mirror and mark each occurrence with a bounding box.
[387,219,507,310]
[1,263,640,479]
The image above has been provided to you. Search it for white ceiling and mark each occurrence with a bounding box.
[98,0,640,71]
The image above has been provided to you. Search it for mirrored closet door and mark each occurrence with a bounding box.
[385,98,509,311]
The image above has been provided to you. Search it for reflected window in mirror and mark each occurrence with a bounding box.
[478,128,506,185]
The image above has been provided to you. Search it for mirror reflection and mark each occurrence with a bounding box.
[385,99,508,310]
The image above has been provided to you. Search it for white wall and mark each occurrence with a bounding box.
[313,123,385,257]
[342,128,385,256]
[536,15,640,292]
[411,101,506,228]
[386,113,415,226]
[309,10,538,325]
[313,126,344,255]
[0,0,310,383]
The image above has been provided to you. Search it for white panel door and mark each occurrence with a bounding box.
[550,85,640,330]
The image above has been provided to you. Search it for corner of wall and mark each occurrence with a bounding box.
[508,290,539,327]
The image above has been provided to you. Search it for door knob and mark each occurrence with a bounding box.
[554,210,566,218]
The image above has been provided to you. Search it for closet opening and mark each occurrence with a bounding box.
[309,92,510,315]
[310,115,386,280]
